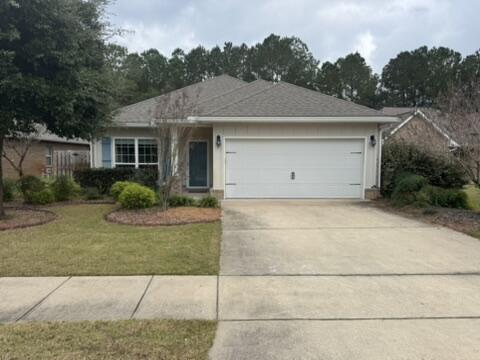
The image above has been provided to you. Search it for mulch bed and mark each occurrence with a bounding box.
[106,206,221,226]
[0,207,57,231]
[372,199,480,236]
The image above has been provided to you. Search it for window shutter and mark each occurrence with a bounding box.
[101,137,112,168]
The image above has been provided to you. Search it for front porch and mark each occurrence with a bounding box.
[91,126,214,196]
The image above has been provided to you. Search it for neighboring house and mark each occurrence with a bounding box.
[92,75,398,199]
[2,130,90,179]
[381,107,459,152]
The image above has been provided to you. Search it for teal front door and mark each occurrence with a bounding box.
[188,141,208,188]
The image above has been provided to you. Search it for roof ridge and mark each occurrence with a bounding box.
[204,80,277,115]
[278,81,382,115]
[117,74,246,112]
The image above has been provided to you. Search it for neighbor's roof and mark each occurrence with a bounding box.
[8,125,89,145]
[381,107,415,117]
[381,107,459,147]
[114,74,396,126]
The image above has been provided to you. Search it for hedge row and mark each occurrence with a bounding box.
[73,168,158,194]
[382,142,467,197]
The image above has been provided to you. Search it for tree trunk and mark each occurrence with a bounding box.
[0,135,5,219]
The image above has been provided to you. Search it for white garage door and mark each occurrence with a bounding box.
[225,138,365,199]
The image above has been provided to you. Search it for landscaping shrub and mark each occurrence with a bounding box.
[118,183,156,209]
[420,185,469,209]
[198,195,219,208]
[2,179,16,202]
[73,168,158,194]
[83,187,103,200]
[168,195,197,207]
[382,142,467,197]
[110,181,135,200]
[24,188,55,205]
[18,176,45,196]
[391,174,428,207]
[52,176,80,202]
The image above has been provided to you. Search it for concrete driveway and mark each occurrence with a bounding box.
[210,200,480,359]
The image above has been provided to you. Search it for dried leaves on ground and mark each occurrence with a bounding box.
[373,200,480,238]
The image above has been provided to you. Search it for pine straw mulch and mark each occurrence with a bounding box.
[106,206,221,226]
[0,207,57,231]
[372,199,480,237]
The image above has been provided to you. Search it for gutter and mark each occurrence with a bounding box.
[189,116,399,124]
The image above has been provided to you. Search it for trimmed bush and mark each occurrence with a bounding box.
[19,176,45,196]
[198,195,219,208]
[110,181,135,200]
[24,188,55,205]
[118,183,156,209]
[73,168,158,194]
[83,187,103,200]
[382,142,467,197]
[168,195,196,207]
[391,174,428,207]
[52,176,80,202]
[3,179,16,202]
[420,185,469,209]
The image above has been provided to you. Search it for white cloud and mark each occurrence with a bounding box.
[353,32,377,66]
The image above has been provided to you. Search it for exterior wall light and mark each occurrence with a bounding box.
[370,135,377,147]
[216,135,222,147]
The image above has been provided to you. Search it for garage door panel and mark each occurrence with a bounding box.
[225,139,364,199]
[226,183,362,198]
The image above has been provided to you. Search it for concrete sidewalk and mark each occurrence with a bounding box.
[0,276,217,323]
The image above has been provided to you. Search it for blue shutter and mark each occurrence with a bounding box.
[101,137,112,168]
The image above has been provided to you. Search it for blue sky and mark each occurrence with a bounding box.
[106,0,480,73]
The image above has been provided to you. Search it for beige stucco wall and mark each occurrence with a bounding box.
[211,122,381,194]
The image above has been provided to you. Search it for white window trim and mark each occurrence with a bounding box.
[45,145,53,167]
[112,137,159,169]
[187,139,210,189]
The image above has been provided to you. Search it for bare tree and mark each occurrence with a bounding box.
[438,81,480,186]
[153,89,200,210]
[2,132,39,178]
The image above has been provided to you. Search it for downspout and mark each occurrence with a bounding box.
[377,126,383,189]
[89,140,94,168]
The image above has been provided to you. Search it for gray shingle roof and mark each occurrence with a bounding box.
[205,81,383,117]
[112,74,387,126]
[114,74,247,125]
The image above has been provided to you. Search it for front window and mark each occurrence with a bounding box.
[45,145,53,166]
[115,139,135,167]
[114,138,158,169]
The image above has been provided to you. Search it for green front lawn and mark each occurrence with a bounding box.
[0,320,217,360]
[0,204,220,276]
[465,185,480,212]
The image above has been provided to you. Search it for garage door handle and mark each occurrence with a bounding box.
[291,171,295,180]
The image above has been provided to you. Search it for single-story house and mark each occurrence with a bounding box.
[381,107,459,153]
[3,128,90,179]
[92,75,398,199]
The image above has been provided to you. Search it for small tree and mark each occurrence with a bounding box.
[438,81,480,186]
[2,132,39,178]
[154,90,200,210]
